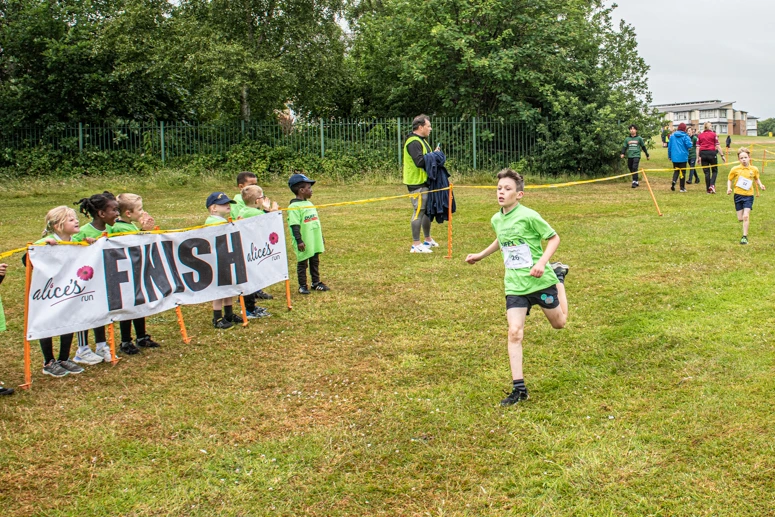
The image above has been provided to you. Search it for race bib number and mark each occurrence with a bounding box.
[736,176,753,191]
[502,244,533,269]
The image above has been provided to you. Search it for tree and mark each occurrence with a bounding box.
[757,118,775,136]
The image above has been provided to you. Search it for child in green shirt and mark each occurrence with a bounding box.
[287,173,329,295]
[232,172,274,302]
[466,169,570,407]
[111,193,160,354]
[72,192,120,363]
[620,124,650,188]
[205,192,244,329]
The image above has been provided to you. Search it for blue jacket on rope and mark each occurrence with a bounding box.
[423,150,456,223]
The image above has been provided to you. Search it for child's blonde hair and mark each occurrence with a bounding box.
[703,122,713,131]
[241,185,264,206]
[42,206,77,238]
[116,193,142,215]
[738,147,751,158]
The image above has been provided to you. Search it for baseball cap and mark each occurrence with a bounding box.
[288,173,316,190]
[205,192,236,208]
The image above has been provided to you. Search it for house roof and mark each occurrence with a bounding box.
[652,100,735,112]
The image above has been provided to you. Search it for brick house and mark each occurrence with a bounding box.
[652,100,756,136]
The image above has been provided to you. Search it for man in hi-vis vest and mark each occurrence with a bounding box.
[404,114,441,253]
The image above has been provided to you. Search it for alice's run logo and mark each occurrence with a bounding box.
[246,232,281,265]
[303,214,319,223]
[34,265,96,306]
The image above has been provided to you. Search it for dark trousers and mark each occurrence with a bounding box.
[672,162,687,190]
[700,150,719,189]
[77,326,106,348]
[297,253,321,288]
[627,157,640,182]
[687,157,699,183]
[120,318,146,343]
[40,334,74,364]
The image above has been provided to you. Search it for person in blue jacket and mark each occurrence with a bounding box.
[668,123,693,192]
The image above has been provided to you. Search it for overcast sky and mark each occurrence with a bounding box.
[609,1,774,118]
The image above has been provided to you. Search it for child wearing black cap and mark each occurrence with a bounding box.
[205,192,244,329]
[287,174,329,294]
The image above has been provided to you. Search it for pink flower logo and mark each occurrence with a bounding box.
[269,232,279,245]
[77,266,94,281]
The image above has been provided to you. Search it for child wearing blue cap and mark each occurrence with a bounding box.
[205,192,244,329]
[287,174,329,294]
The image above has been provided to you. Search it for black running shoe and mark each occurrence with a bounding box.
[255,289,273,300]
[500,388,529,407]
[0,387,14,396]
[136,334,160,348]
[213,317,234,330]
[312,282,330,292]
[550,262,569,284]
[120,341,141,355]
[671,182,676,191]
[299,286,311,295]
[226,313,244,324]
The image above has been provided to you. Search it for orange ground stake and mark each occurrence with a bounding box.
[445,185,453,259]
[239,295,249,327]
[19,243,33,389]
[106,322,120,365]
[285,279,293,310]
[176,306,191,344]
[641,170,663,217]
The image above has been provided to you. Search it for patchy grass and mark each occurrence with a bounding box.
[1,148,775,516]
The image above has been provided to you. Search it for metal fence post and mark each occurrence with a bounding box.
[472,116,477,170]
[397,117,402,169]
[78,122,83,154]
[320,119,325,158]
[160,121,165,164]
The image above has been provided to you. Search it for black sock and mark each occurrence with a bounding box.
[213,309,222,321]
[224,305,233,317]
[513,379,527,393]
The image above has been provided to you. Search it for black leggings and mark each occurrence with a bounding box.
[297,253,321,288]
[672,162,687,190]
[77,326,106,348]
[700,150,719,189]
[40,334,74,364]
[120,318,146,343]
[627,157,640,182]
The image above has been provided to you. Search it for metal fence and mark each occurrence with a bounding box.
[0,117,538,171]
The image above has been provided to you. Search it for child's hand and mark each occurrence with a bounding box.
[530,263,545,278]
[44,238,58,245]
[298,242,306,252]
[0,263,7,276]
[760,184,766,191]
[85,237,97,244]
[270,201,279,212]
[727,188,733,195]
[261,197,272,211]
[139,213,156,231]
[465,253,480,264]
[646,156,650,161]
[620,154,624,159]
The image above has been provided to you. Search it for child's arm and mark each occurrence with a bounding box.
[727,178,733,195]
[291,225,305,251]
[139,213,156,231]
[0,263,6,285]
[530,234,560,278]
[757,171,765,190]
[641,138,650,159]
[465,238,499,264]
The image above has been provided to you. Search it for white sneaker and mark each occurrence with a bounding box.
[73,348,103,365]
[95,347,114,362]
[410,245,433,253]
[423,239,439,248]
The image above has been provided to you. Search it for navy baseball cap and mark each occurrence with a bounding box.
[288,173,316,190]
[205,192,236,208]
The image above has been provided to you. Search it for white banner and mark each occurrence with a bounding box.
[26,212,288,340]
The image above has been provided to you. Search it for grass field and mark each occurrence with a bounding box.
[1,136,775,516]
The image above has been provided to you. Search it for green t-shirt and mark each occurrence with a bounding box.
[205,215,228,226]
[490,204,559,296]
[34,234,66,245]
[231,193,246,220]
[110,220,139,234]
[72,222,112,242]
[287,199,325,262]
[689,135,698,160]
[622,135,649,159]
[0,295,5,332]
[239,206,266,219]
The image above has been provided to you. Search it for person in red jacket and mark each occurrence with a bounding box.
[697,122,727,194]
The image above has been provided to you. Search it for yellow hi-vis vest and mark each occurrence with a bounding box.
[403,135,432,185]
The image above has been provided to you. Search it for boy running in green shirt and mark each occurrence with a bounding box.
[287,173,329,295]
[466,169,569,406]
[620,124,650,188]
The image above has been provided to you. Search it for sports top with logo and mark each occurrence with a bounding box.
[287,200,325,262]
[72,222,113,242]
[728,165,759,196]
[490,204,559,296]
